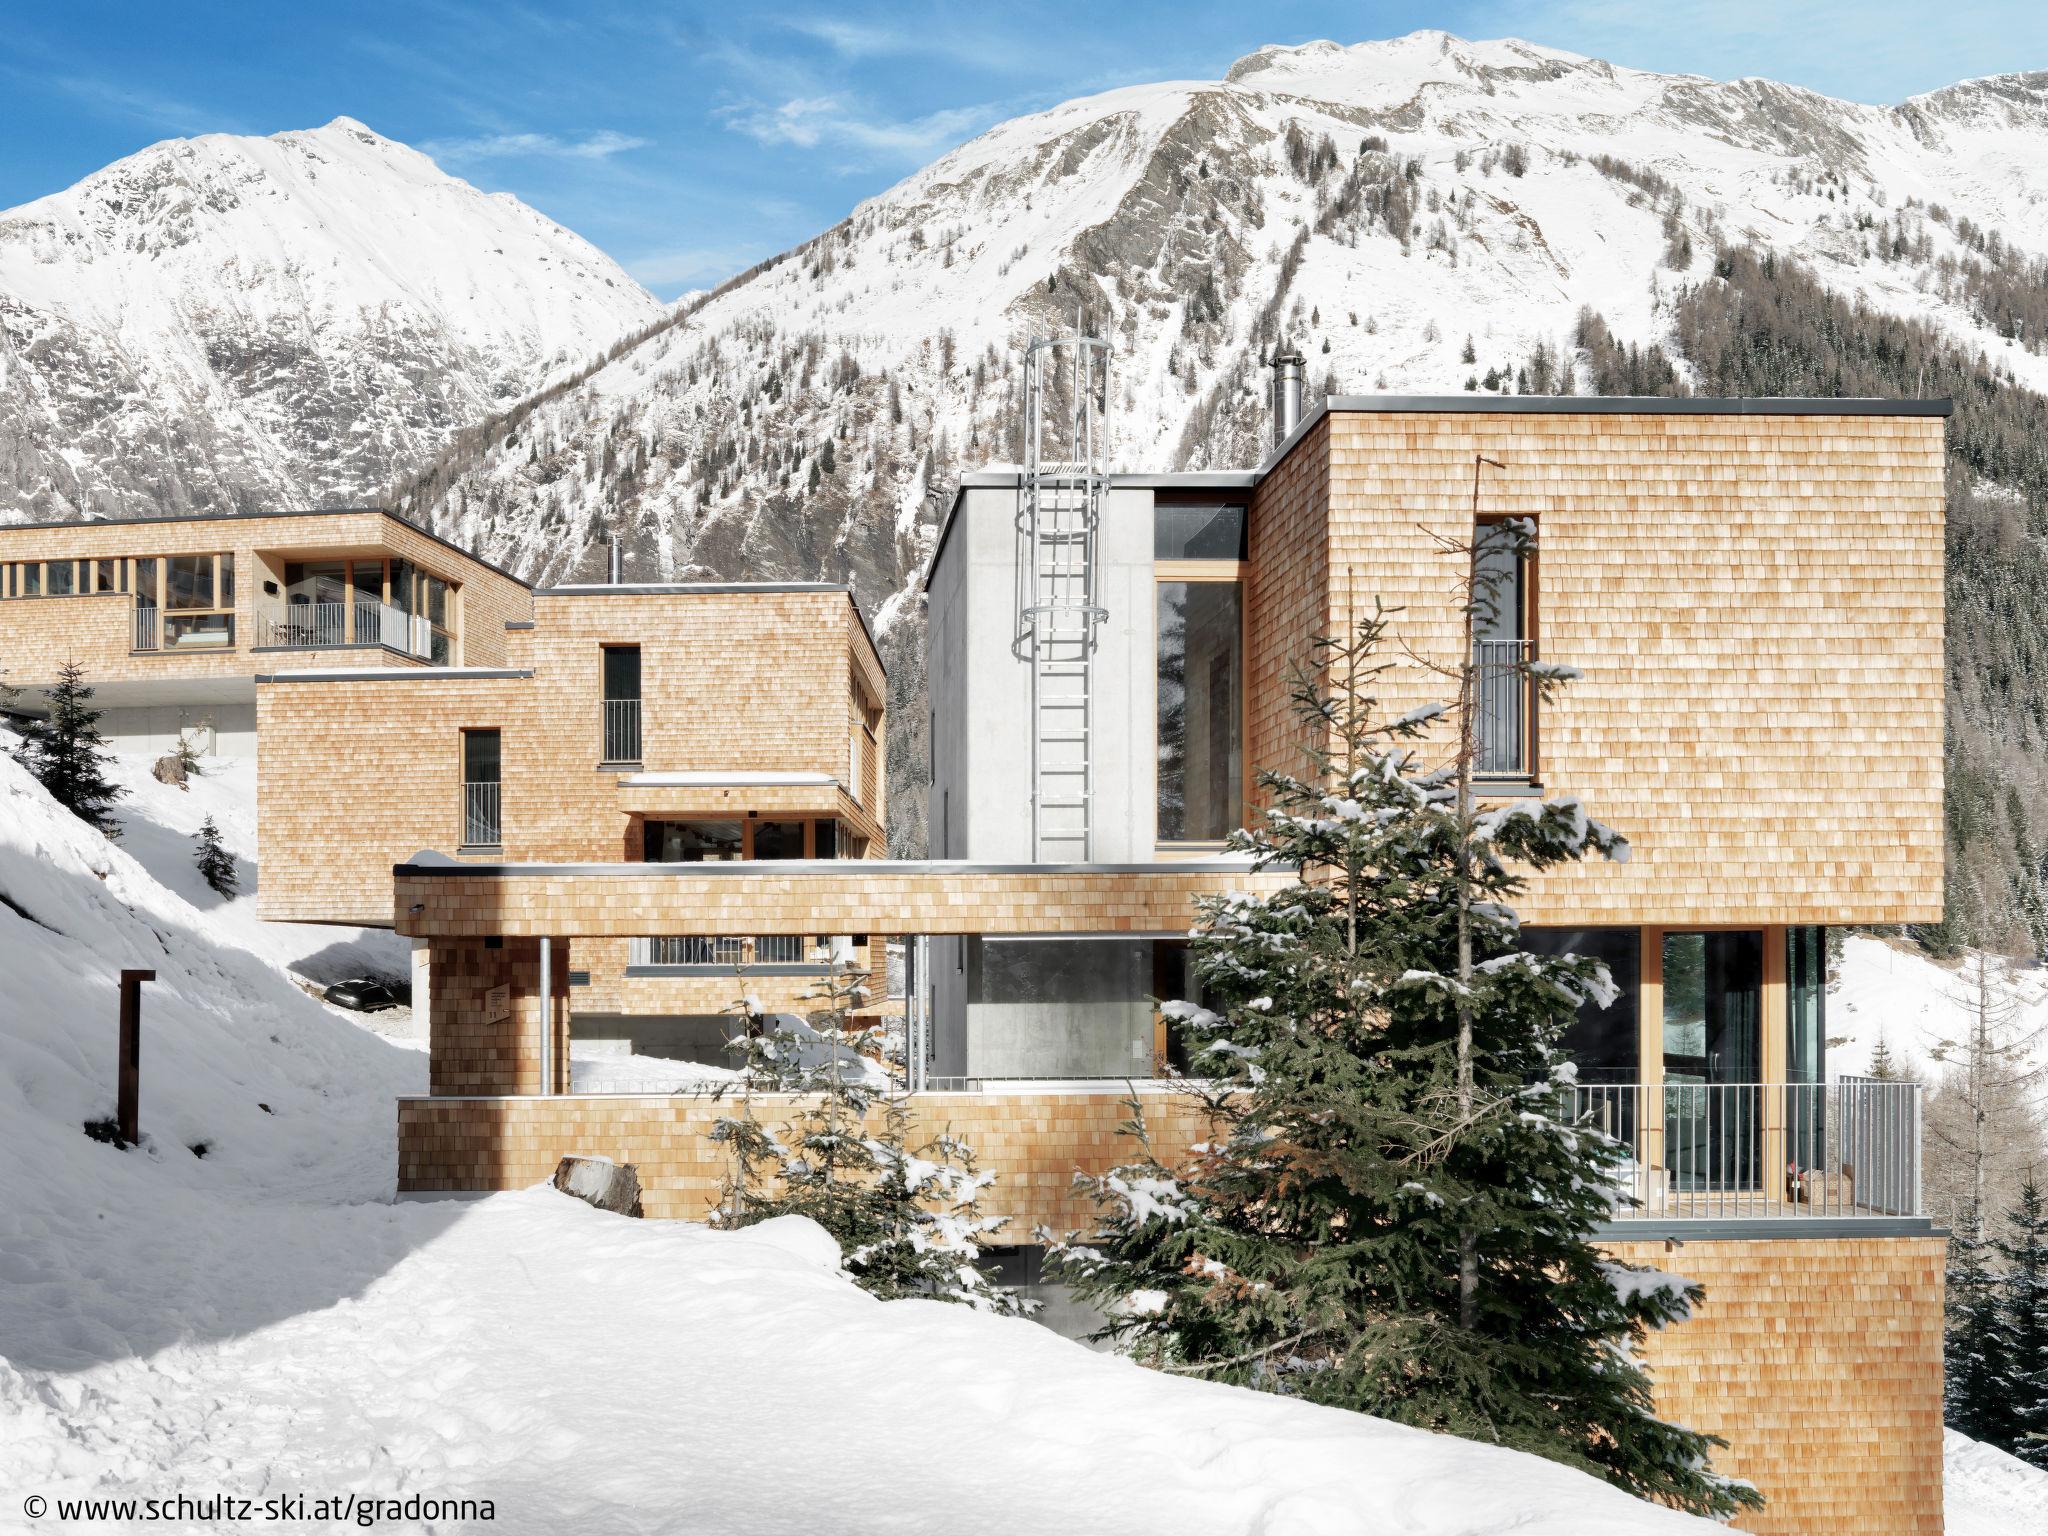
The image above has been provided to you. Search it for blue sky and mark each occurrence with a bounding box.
[3,2,2044,299]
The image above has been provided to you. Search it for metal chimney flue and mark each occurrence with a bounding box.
[607,534,623,584]
[1269,345,1306,450]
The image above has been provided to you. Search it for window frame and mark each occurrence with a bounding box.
[1152,559,1249,852]
[1472,516,1540,782]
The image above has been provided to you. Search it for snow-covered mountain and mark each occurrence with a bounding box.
[0,117,662,521]
[387,33,2048,847]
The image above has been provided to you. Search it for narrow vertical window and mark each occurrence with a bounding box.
[47,560,75,596]
[461,729,502,849]
[1156,580,1243,843]
[602,645,641,764]
[1473,521,1534,778]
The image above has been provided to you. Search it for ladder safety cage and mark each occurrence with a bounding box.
[1016,330,1112,863]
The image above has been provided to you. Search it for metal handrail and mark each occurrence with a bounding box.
[1561,1078,1922,1220]
[602,698,641,765]
[462,780,501,848]
[632,935,809,966]
[132,605,160,652]
[1474,637,1532,776]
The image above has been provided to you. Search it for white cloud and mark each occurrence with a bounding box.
[423,129,649,163]
[716,95,995,160]
[624,243,772,291]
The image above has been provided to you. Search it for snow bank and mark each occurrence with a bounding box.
[0,751,1731,1533]
[1946,1430,2048,1536]
[0,750,424,1371]
[4,1184,1722,1535]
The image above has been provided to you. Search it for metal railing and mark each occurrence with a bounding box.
[1474,637,1532,776]
[462,780,501,848]
[632,935,810,966]
[1561,1078,1922,1220]
[603,698,642,764]
[255,598,433,658]
[133,606,160,651]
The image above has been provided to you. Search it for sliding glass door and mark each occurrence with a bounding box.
[1661,930,1763,1191]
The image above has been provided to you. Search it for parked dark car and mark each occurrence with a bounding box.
[323,977,411,1013]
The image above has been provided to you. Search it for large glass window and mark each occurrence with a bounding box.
[751,822,805,860]
[1522,927,1640,1082]
[965,938,1163,1078]
[1153,502,1247,560]
[643,820,743,862]
[1662,930,1763,1190]
[1157,581,1242,843]
[1786,925,1829,1176]
[167,554,215,610]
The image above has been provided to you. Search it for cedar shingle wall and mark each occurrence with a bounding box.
[1248,410,1946,926]
[257,588,884,925]
[393,866,1293,940]
[1603,1233,1947,1536]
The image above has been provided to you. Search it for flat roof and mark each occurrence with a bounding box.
[0,505,532,589]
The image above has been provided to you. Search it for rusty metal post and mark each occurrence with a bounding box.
[118,968,154,1145]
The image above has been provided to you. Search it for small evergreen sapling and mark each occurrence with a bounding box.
[711,956,1022,1312]
[1051,520,1759,1519]
[16,660,124,837]
[194,816,238,898]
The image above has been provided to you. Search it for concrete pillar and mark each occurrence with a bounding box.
[538,935,553,1096]
[409,938,431,1043]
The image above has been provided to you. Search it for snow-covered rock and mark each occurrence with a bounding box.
[0,116,662,522]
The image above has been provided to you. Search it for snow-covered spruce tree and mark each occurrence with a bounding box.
[193,816,237,898]
[16,660,123,837]
[711,957,1021,1312]
[1947,1223,2013,1445]
[1052,522,1759,1519]
[1997,1176,2048,1466]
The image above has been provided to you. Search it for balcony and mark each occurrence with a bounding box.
[462,780,501,850]
[602,698,642,766]
[256,598,433,659]
[1474,637,1532,777]
[1564,1077,1922,1222]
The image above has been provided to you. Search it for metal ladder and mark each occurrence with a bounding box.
[1018,332,1110,863]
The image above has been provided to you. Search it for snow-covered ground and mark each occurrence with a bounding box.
[2,755,2042,1532]
[106,752,412,993]
[1830,933,2048,1085]
[1946,1431,2048,1536]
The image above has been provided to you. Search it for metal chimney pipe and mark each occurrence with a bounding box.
[1269,345,1306,449]
[607,534,623,584]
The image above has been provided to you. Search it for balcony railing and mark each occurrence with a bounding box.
[258,599,434,659]
[631,935,810,967]
[1561,1077,1922,1221]
[603,698,642,765]
[133,606,159,651]
[462,780,501,849]
[1474,637,1532,776]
